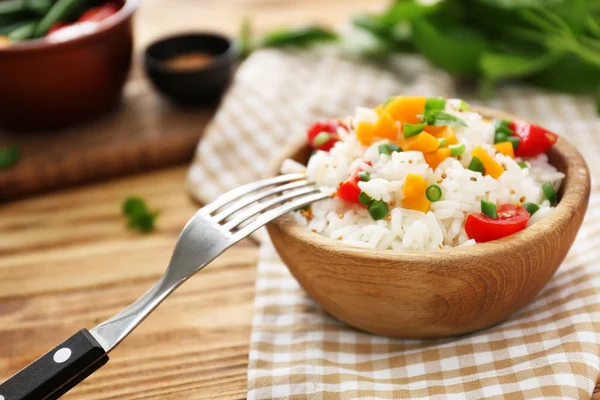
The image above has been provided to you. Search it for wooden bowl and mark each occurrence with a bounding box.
[266,108,591,338]
[0,0,138,131]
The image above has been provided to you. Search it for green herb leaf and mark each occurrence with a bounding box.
[424,110,467,127]
[258,26,338,48]
[411,18,487,76]
[404,123,426,138]
[0,145,21,170]
[122,196,159,233]
[424,97,446,115]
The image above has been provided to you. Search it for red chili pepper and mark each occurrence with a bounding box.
[509,120,558,158]
[47,22,70,36]
[307,120,347,151]
[78,3,120,23]
[465,204,530,243]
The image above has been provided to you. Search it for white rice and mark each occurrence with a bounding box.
[282,99,564,250]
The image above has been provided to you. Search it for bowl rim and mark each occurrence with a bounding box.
[0,0,139,53]
[143,31,238,75]
[267,106,591,264]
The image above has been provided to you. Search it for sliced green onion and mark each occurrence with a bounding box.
[481,200,498,219]
[358,192,373,206]
[449,143,465,157]
[384,96,395,106]
[424,110,467,127]
[495,125,513,136]
[312,132,331,146]
[542,182,557,204]
[378,143,392,155]
[424,98,446,114]
[522,202,540,215]
[493,119,510,130]
[389,143,402,153]
[438,138,447,148]
[404,123,425,138]
[506,136,520,150]
[426,185,442,202]
[494,132,509,144]
[517,161,528,169]
[459,100,471,111]
[358,172,370,182]
[368,200,389,220]
[468,156,485,174]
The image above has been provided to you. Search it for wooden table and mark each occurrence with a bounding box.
[0,1,383,398]
[1,0,600,399]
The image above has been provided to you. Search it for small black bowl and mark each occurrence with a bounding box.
[144,32,237,105]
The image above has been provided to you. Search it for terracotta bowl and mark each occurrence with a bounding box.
[266,108,591,338]
[0,0,138,131]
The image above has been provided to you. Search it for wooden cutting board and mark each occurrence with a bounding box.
[0,65,215,202]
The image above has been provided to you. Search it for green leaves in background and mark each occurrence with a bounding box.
[0,145,21,170]
[239,0,600,112]
[122,196,159,233]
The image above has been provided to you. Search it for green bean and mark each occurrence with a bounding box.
[8,20,36,41]
[34,0,79,38]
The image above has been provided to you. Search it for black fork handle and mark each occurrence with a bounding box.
[0,329,108,400]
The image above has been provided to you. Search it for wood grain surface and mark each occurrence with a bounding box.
[1,0,600,398]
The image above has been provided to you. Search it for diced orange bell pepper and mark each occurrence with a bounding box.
[373,110,398,141]
[494,142,515,159]
[424,125,446,135]
[384,96,426,124]
[402,196,431,213]
[406,132,440,153]
[356,121,376,146]
[424,148,452,169]
[472,146,504,179]
[430,126,458,146]
[373,104,384,115]
[403,173,428,199]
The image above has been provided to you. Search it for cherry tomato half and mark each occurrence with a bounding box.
[465,204,530,243]
[307,120,347,151]
[78,3,120,23]
[509,120,558,158]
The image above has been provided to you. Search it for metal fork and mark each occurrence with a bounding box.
[0,173,327,400]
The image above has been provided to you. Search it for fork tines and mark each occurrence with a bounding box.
[200,173,328,237]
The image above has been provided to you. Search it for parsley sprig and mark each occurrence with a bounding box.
[122,196,159,233]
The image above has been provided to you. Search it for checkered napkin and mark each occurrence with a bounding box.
[187,49,600,399]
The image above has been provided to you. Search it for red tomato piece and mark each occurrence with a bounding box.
[78,3,120,23]
[307,120,348,151]
[509,120,558,158]
[465,204,530,243]
[47,22,70,35]
[336,173,361,204]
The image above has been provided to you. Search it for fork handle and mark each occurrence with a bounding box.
[0,329,108,400]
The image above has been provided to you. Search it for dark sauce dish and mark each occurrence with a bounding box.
[144,32,237,105]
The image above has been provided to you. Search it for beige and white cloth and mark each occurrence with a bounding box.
[188,49,600,399]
